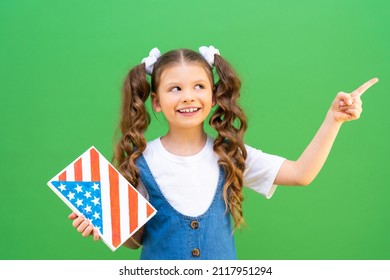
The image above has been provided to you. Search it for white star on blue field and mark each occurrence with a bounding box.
[51,181,103,233]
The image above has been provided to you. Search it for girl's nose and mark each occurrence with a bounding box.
[182,90,195,103]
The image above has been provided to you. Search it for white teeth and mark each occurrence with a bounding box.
[179,108,199,113]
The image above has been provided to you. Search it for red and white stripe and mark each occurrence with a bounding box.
[50,146,156,251]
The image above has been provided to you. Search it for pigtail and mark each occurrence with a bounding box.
[210,54,248,230]
[112,64,151,188]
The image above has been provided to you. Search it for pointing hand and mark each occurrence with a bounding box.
[330,78,379,123]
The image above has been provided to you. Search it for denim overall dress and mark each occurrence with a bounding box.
[136,154,237,260]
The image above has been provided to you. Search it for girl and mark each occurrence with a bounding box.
[69,46,378,260]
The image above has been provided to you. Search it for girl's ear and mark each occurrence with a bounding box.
[151,92,162,112]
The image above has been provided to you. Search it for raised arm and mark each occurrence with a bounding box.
[274,78,379,186]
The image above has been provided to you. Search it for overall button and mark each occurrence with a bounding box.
[192,248,200,257]
[190,220,199,229]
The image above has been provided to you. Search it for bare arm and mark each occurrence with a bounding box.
[122,226,144,249]
[274,78,379,186]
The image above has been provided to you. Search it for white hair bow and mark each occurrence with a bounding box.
[199,45,220,67]
[141,47,161,75]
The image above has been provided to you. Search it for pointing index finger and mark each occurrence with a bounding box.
[352,77,379,97]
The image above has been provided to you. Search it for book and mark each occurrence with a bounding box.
[47,146,156,251]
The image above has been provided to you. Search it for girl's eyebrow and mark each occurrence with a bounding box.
[163,82,182,87]
[193,79,208,84]
[163,79,208,87]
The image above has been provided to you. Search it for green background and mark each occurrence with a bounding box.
[1,0,389,260]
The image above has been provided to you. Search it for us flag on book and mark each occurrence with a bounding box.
[47,146,156,251]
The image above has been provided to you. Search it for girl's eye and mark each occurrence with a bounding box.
[170,86,181,92]
[195,84,204,90]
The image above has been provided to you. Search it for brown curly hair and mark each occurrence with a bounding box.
[113,48,247,229]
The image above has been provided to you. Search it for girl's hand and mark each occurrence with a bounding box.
[330,78,379,123]
[68,212,100,241]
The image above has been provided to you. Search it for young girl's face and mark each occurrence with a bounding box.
[152,62,215,131]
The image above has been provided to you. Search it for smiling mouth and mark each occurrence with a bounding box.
[177,108,200,113]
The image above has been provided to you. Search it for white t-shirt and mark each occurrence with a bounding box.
[139,136,286,217]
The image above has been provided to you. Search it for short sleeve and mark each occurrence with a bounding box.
[243,144,286,199]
